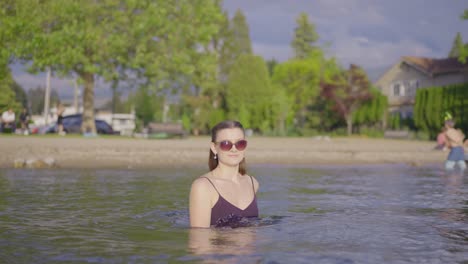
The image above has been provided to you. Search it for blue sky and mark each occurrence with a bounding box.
[223,0,468,69]
[11,0,468,100]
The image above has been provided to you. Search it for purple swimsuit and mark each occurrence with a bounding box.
[202,176,259,226]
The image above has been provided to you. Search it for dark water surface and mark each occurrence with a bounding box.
[0,164,467,263]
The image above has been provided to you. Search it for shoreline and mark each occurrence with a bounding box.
[0,136,447,169]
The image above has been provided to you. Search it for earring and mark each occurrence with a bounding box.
[214,153,217,160]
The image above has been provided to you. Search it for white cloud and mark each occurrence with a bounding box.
[333,38,433,68]
[354,37,370,45]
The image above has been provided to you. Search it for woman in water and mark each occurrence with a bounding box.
[189,120,259,228]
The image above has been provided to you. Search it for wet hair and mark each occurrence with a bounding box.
[208,120,247,175]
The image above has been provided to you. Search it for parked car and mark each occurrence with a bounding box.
[41,114,114,135]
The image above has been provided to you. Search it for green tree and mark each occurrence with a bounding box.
[226,54,273,133]
[459,10,468,63]
[131,86,164,128]
[0,69,20,112]
[414,89,429,132]
[11,82,28,109]
[269,83,293,135]
[321,64,373,135]
[1,0,222,134]
[0,67,27,110]
[218,9,252,80]
[266,59,278,77]
[272,50,323,130]
[448,32,464,58]
[231,9,253,56]
[291,12,319,59]
[218,9,253,95]
[352,87,388,132]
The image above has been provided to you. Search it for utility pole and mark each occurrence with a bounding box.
[43,67,51,125]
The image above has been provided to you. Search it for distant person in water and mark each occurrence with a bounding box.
[444,119,466,171]
[189,120,259,228]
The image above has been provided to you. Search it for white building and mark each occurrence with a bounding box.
[96,112,136,136]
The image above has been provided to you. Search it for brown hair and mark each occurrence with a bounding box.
[208,120,247,175]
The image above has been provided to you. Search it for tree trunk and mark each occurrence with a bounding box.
[346,114,353,135]
[81,72,96,134]
[278,116,285,136]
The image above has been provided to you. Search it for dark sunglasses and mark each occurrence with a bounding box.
[215,139,248,151]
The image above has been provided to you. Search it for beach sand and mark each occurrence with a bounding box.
[0,135,447,169]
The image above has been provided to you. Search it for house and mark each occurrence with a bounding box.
[375,56,468,118]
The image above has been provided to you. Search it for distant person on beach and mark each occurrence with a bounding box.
[57,104,65,135]
[434,127,447,151]
[189,120,259,228]
[1,107,16,133]
[19,108,30,135]
[444,119,466,171]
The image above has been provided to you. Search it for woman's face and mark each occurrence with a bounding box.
[211,128,246,167]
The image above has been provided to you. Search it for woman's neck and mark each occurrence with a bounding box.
[213,164,240,182]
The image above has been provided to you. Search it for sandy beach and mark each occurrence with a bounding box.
[0,135,448,169]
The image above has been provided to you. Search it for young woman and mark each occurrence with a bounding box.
[189,120,259,228]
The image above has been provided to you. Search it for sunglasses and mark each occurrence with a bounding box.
[215,139,248,151]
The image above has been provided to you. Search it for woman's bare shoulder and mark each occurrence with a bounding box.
[244,174,259,192]
[191,173,213,189]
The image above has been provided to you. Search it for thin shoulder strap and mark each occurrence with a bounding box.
[200,177,220,195]
[249,175,256,196]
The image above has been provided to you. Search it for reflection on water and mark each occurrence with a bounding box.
[0,164,467,263]
[188,227,258,263]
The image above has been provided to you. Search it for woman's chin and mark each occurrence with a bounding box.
[220,158,243,167]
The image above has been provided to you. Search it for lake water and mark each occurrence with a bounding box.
[0,164,467,263]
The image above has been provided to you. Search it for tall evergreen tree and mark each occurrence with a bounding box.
[291,12,319,59]
[216,8,253,119]
[231,9,253,55]
[448,32,464,58]
[226,54,273,132]
[459,10,468,63]
[266,59,278,77]
[352,87,388,130]
[219,9,253,80]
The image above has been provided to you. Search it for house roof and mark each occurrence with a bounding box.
[401,56,468,77]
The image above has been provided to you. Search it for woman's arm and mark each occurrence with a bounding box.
[189,178,213,228]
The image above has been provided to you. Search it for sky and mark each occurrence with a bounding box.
[10,0,468,101]
[223,0,468,77]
